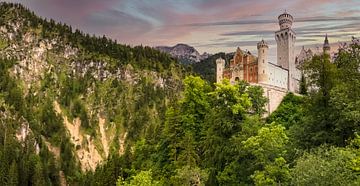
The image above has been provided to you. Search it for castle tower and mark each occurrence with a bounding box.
[257,39,269,84]
[275,11,297,91]
[216,57,225,83]
[323,34,331,55]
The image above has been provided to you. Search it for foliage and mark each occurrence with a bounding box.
[243,124,290,185]
[245,83,268,115]
[170,166,208,186]
[290,146,358,185]
[267,93,305,129]
[299,73,308,95]
[298,39,360,147]
[117,170,161,186]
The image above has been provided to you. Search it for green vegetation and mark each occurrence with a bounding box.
[191,52,234,84]
[1,2,360,186]
[0,59,62,185]
[85,40,360,185]
[0,38,8,50]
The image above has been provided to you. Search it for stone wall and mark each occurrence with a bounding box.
[256,83,288,114]
[268,63,288,89]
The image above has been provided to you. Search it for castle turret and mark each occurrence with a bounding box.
[278,10,293,30]
[257,39,269,84]
[323,34,331,55]
[275,11,297,92]
[216,57,225,83]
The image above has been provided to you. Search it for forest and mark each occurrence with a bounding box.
[0,2,360,186]
[82,39,360,185]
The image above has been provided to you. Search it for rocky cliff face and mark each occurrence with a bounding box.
[156,43,210,64]
[0,3,186,181]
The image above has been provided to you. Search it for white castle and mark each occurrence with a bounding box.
[215,11,330,113]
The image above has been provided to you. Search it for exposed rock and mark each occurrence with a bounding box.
[156,43,210,64]
[54,101,103,171]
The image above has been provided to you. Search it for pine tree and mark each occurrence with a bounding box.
[32,161,46,186]
[299,73,307,95]
[7,160,19,186]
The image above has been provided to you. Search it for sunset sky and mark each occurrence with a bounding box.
[5,0,360,61]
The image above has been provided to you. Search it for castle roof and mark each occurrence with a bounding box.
[257,39,269,49]
[323,34,330,49]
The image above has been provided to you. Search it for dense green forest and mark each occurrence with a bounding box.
[1,2,360,186]
[82,41,360,185]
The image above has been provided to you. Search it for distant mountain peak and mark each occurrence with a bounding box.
[155,44,210,64]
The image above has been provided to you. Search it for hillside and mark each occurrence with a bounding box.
[191,52,234,84]
[0,2,187,184]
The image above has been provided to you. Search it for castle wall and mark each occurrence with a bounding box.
[254,83,288,114]
[267,63,288,89]
[265,86,287,114]
[243,63,258,83]
[229,67,243,84]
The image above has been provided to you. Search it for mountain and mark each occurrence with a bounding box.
[0,2,187,185]
[156,43,210,64]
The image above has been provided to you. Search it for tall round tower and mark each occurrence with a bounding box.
[257,40,269,84]
[216,57,225,83]
[275,11,297,92]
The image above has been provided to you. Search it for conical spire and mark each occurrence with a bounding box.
[324,34,329,45]
[323,34,331,54]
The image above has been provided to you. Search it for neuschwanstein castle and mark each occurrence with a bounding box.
[215,11,330,113]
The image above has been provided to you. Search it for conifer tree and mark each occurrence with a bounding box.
[32,161,46,186]
[7,160,19,186]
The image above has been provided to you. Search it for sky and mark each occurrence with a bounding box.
[4,0,360,61]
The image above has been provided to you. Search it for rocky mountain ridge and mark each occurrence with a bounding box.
[156,43,210,64]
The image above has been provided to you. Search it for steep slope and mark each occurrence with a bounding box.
[0,2,187,184]
[156,43,209,64]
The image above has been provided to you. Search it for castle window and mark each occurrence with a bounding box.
[263,59,265,63]
[263,49,264,53]
[263,70,265,74]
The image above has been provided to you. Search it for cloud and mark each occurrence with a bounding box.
[184,15,360,27]
[221,30,274,36]
[3,0,359,54]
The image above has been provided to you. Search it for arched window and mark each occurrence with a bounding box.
[235,77,240,81]
[263,59,265,63]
